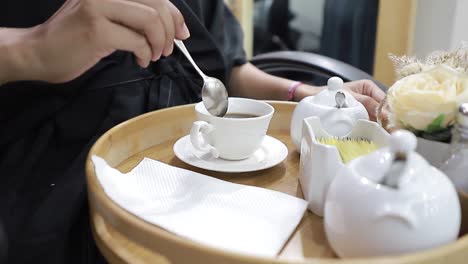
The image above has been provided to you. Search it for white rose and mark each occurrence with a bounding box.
[388,65,468,131]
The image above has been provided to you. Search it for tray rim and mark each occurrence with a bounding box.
[85,101,468,263]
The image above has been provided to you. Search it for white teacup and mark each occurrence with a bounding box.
[190,97,274,160]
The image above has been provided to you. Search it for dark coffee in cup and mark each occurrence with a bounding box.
[224,113,260,119]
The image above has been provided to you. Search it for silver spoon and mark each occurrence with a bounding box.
[174,39,229,117]
[335,91,348,108]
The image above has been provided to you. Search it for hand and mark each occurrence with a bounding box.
[342,80,386,121]
[1,0,189,83]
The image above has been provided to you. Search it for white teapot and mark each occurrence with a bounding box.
[324,130,461,258]
[290,77,369,150]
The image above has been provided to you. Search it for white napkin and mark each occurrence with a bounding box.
[92,156,307,257]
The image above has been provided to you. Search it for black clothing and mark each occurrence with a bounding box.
[0,1,246,263]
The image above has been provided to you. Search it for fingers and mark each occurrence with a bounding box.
[102,0,188,60]
[132,0,190,54]
[103,21,153,68]
[130,0,175,56]
[167,1,190,40]
[352,92,380,121]
[362,80,386,102]
[157,4,175,56]
[345,79,386,103]
[103,0,167,61]
[345,79,386,121]
[124,0,189,55]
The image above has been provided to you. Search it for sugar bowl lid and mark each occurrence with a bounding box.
[311,77,361,108]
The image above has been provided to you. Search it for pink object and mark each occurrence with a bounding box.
[288,81,303,101]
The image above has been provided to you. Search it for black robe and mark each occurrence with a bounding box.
[0,1,246,263]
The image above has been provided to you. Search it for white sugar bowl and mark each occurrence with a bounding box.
[290,77,369,150]
[299,117,389,216]
[324,130,461,258]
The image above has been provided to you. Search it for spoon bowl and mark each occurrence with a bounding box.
[174,40,229,117]
[202,77,229,117]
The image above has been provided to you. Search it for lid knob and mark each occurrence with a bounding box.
[328,77,344,91]
[382,130,416,189]
[389,130,417,154]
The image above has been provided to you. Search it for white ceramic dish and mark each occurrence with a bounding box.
[290,77,369,150]
[173,135,288,173]
[324,131,461,258]
[299,117,389,216]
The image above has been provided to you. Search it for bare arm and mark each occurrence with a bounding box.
[0,28,33,84]
[229,62,386,120]
[228,62,322,101]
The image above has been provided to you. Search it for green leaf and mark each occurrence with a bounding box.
[425,114,446,133]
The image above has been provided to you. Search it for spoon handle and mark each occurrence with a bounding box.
[174,39,207,79]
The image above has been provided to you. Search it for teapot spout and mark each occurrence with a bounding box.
[375,204,418,229]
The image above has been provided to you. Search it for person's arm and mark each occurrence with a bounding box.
[0,28,33,84]
[0,0,190,85]
[229,62,385,120]
[228,62,321,101]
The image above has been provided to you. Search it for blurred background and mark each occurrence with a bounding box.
[225,0,468,87]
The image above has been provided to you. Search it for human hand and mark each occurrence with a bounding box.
[342,80,386,121]
[2,0,189,83]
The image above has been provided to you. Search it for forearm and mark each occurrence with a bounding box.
[228,62,323,101]
[0,28,37,84]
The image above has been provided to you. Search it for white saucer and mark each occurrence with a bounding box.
[173,135,288,173]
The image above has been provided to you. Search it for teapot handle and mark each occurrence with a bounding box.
[374,205,417,229]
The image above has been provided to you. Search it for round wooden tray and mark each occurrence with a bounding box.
[86,101,468,264]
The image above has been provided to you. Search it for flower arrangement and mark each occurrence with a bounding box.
[378,44,468,142]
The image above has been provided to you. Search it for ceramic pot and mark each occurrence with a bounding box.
[299,117,389,216]
[324,131,461,258]
[290,77,369,150]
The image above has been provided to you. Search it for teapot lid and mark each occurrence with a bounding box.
[348,130,432,189]
[311,77,360,108]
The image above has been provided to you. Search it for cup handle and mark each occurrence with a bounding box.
[190,121,219,158]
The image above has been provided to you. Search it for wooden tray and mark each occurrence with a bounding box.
[85,101,468,264]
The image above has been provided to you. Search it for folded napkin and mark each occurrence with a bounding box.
[92,156,307,257]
